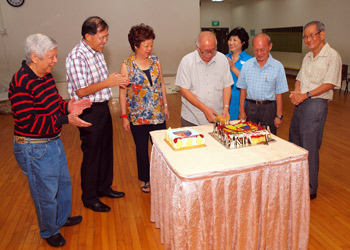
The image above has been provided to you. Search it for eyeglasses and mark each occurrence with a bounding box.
[303,31,321,40]
[198,47,216,56]
[95,35,109,41]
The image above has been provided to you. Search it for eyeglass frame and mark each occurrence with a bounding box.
[94,34,109,41]
[302,31,321,40]
[197,46,217,56]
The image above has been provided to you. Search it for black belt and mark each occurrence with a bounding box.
[15,134,60,144]
[91,101,108,107]
[247,99,276,105]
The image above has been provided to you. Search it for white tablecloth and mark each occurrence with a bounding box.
[150,124,310,250]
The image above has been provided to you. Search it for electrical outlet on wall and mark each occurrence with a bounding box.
[0,29,7,35]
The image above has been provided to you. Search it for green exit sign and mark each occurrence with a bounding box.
[212,21,219,26]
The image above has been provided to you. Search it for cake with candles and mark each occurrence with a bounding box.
[165,127,205,151]
[213,115,272,148]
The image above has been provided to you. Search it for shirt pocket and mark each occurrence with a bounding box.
[212,74,224,91]
[309,65,327,84]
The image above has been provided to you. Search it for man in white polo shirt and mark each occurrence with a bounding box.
[175,31,233,126]
[289,21,341,200]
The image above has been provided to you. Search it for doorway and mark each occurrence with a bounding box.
[201,27,229,54]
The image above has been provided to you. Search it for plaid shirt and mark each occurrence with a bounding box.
[236,55,288,100]
[66,39,112,102]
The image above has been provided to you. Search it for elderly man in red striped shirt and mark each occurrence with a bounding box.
[8,33,92,247]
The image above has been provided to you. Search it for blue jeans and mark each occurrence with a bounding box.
[13,138,72,238]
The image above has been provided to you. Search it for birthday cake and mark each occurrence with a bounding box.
[165,127,205,151]
[212,115,272,148]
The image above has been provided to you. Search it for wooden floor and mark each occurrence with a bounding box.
[0,77,349,249]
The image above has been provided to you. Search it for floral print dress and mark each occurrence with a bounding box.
[124,55,165,125]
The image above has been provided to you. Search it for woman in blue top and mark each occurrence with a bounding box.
[226,27,253,120]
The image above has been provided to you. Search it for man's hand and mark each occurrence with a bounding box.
[204,106,218,123]
[222,108,230,120]
[68,113,92,127]
[67,98,92,115]
[289,91,306,106]
[107,73,130,88]
[274,117,283,129]
[238,110,247,121]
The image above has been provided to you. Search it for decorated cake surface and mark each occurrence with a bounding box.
[165,127,205,151]
[213,116,271,148]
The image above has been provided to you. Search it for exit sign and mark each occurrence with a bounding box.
[212,21,219,26]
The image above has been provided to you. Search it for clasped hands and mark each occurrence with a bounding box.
[289,90,306,106]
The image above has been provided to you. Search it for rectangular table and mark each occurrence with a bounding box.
[150,124,310,250]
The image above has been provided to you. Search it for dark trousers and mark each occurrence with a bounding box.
[289,98,328,196]
[78,102,114,204]
[130,122,166,183]
[181,117,198,127]
[245,101,277,135]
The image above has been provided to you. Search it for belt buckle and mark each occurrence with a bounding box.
[256,100,263,105]
[15,136,26,144]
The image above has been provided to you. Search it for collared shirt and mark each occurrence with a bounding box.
[226,50,253,88]
[124,54,165,125]
[296,43,341,101]
[8,61,68,138]
[236,54,288,100]
[175,50,233,125]
[66,39,112,102]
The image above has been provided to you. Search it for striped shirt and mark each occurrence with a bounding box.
[66,39,112,102]
[236,55,288,100]
[8,61,68,138]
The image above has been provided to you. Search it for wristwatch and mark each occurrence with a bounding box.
[276,115,283,119]
[307,91,312,99]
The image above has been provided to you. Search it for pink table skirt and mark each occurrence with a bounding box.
[150,137,310,250]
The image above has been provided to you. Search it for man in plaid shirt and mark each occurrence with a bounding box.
[237,33,288,135]
[66,16,129,212]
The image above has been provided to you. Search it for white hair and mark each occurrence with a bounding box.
[25,33,57,63]
[195,31,217,48]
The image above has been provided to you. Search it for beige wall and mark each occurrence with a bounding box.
[200,2,232,29]
[201,0,350,69]
[0,0,200,97]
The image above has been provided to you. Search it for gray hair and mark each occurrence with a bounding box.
[195,31,217,48]
[253,33,271,45]
[304,21,325,33]
[25,33,57,63]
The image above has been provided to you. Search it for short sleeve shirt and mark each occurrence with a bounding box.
[296,43,341,101]
[66,39,112,102]
[236,55,288,100]
[175,50,233,125]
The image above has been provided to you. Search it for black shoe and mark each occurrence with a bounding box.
[45,233,66,247]
[98,189,125,199]
[84,201,111,212]
[310,194,317,200]
[62,216,82,227]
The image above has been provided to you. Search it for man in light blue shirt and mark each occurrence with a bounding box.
[236,33,288,134]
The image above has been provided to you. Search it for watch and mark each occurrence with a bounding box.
[276,115,283,120]
[307,91,312,99]
[7,0,24,7]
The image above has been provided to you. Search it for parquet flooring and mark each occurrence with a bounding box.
[0,77,349,249]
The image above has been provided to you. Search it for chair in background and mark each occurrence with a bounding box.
[340,64,349,93]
